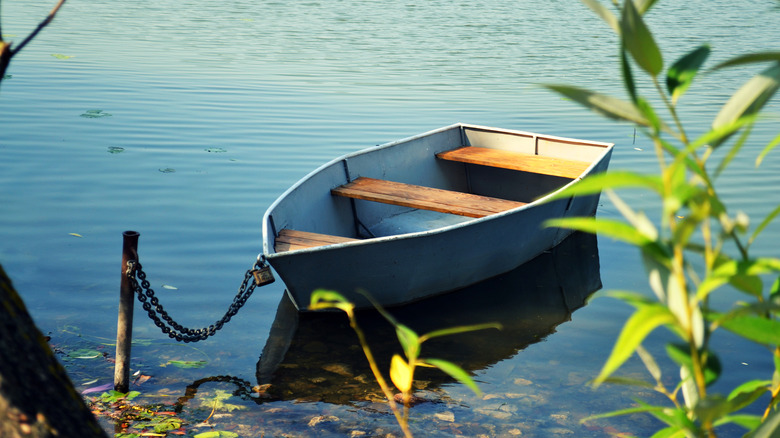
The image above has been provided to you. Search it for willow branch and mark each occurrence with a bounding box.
[9,0,65,56]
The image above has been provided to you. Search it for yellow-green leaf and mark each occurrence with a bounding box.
[422,358,481,396]
[543,84,650,126]
[620,0,663,76]
[390,354,413,393]
[594,303,677,386]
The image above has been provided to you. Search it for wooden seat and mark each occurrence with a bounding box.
[331,177,526,218]
[275,229,359,252]
[436,146,590,179]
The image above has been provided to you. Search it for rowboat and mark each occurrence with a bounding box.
[255,231,602,401]
[261,123,613,311]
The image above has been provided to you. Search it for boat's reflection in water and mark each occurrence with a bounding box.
[254,231,601,404]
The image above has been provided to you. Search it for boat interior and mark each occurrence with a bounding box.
[268,125,611,253]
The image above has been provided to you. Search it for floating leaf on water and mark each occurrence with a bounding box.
[80,109,112,118]
[205,147,227,153]
[82,382,114,394]
[51,53,73,59]
[107,146,125,154]
[158,168,176,173]
[164,360,207,368]
[194,432,239,438]
[2,74,11,80]
[69,233,83,238]
[68,348,102,359]
[161,284,178,290]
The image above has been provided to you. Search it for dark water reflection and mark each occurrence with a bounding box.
[257,232,601,405]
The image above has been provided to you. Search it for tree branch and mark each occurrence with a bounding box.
[10,0,65,55]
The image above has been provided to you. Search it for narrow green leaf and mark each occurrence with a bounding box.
[421,322,501,342]
[752,406,780,438]
[665,344,721,385]
[620,0,663,76]
[309,289,354,313]
[649,427,688,438]
[394,324,421,361]
[580,403,667,423]
[599,376,655,388]
[594,304,677,386]
[756,132,780,167]
[542,171,663,203]
[580,0,620,33]
[712,52,780,70]
[543,84,651,126]
[422,358,481,396]
[545,217,653,247]
[711,62,780,146]
[621,42,638,102]
[727,379,770,411]
[713,414,762,430]
[718,315,780,346]
[714,123,752,179]
[666,45,710,105]
[748,205,780,245]
[636,345,662,383]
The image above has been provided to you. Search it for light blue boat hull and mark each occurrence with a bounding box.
[262,123,613,310]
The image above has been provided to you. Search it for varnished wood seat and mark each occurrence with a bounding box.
[436,146,590,179]
[275,229,359,252]
[331,177,526,218]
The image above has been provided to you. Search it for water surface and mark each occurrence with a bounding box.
[1,0,779,436]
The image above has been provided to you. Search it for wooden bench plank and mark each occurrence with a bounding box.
[436,146,590,179]
[275,229,359,252]
[331,177,526,218]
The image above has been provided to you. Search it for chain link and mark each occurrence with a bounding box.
[126,258,266,343]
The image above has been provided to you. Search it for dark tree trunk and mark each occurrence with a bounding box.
[0,264,107,438]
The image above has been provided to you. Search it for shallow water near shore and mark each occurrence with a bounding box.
[2,0,780,436]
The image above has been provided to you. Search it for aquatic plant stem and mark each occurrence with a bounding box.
[343,308,413,438]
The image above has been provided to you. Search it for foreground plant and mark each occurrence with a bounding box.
[309,290,500,438]
[542,1,780,436]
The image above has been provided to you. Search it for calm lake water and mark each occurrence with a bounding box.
[2,0,779,436]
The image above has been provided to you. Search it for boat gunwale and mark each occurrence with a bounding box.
[261,123,614,258]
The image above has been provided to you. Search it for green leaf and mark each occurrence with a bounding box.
[727,379,770,411]
[712,51,780,70]
[194,432,239,438]
[80,109,112,118]
[543,84,651,126]
[667,45,710,105]
[621,43,639,103]
[394,324,421,361]
[421,322,502,342]
[752,406,780,438]
[580,0,620,33]
[756,132,780,167]
[748,205,780,245]
[542,171,664,203]
[713,414,762,430]
[422,358,481,396]
[580,403,667,423]
[594,303,677,386]
[665,344,721,385]
[309,289,355,313]
[67,348,102,359]
[714,123,752,179]
[717,315,780,346]
[620,0,663,76]
[165,360,207,368]
[711,62,780,147]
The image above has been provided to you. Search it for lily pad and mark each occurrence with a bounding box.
[51,53,73,59]
[205,147,227,153]
[107,146,125,154]
[164,360,207,368]
[80,109,112,118]
[158,168,176,173]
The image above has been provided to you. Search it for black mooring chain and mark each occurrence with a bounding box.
[126,256,274,343]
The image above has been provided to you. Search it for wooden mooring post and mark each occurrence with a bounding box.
[114,230,139,393]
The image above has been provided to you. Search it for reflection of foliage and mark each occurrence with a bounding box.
[543,1,780,437]
[199,389,246,412]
